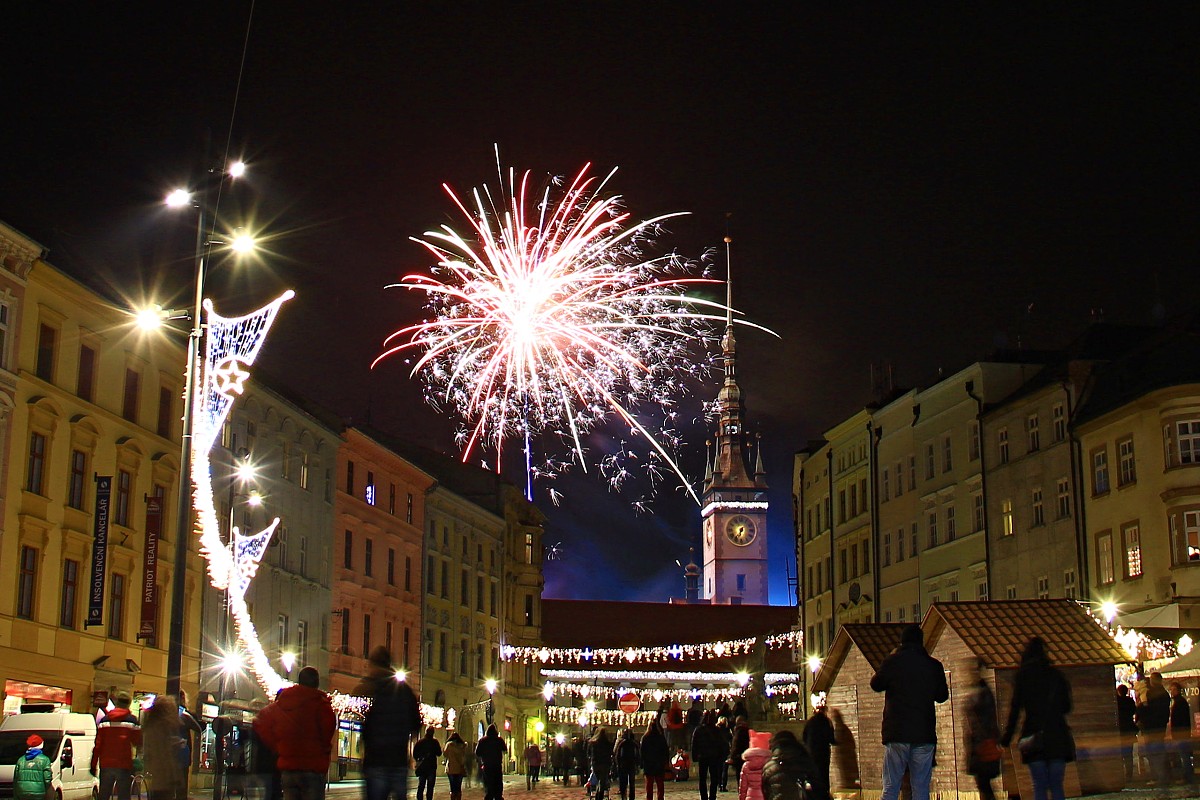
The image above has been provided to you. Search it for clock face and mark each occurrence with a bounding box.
[704,518,714,547]
[725,515,758,546]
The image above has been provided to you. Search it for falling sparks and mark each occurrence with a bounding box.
[374,153,749,505]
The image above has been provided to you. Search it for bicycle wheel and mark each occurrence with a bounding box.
[129,774,147,800]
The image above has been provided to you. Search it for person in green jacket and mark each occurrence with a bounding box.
[14,734,53,800]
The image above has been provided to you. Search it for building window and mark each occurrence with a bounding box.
[1037,575,1049,599]
[477,575,484,611]
[0,302,8,369]
[27,431,48,495]
[909,455,916,491]
[364,538,373,577]
[403,627,411,668]
[362,614,371,656]
[969,421,981,461]
[389,483,396,515]
[122,368,140,423]
[1027,414,1040,452]
[439,632,448,672]
[525,593,535,625]
[945,505,956,541]
[1056,478,1071,518]
[278,614,289,648]
[36,323,56,382]
[883,533,892,566]
[440,561,448,599]
[108,573,126,640]
[850,543,859,578]
[1123,524,1142,578]
[404,556,412,591]
[1006,585,1018,600]
[297,620,308,666]
[1053,403,1066,443]
[973,491,985,532]
[387,549,396,585]
[998,428,1009,464]
[1170,420,1200,467]
[897,528,905,561]
[861,540,870,574]
[1092,448,1110,494]
[927,510,939,548]
[490,582,497,615]
[1032,488,1044,526]
[461,569,470,605]
[340,609,350,655]
[1172,510,1200,564]
[911,523,919,557]
[77,344,96,402]
[426,556,435,594]
[1118,438,1137,486]
[116,469,132,526]
[1097,532,1115,585]
[17,546,38,619]
[1064,569,1077,600]
[525,532,535,564]
[344,530,353,569]
[977,581,989,601]
[942,434,953,473]
[1002,499,1014,537]
[365,470,375,505]
[895,461,904,497]
[156,386,173,438]
[406,492,414,523]
[299,536,308,576]
[300,453,310,490]
[346,460,355,495]
[925,443,935,480]
[60,559,79,629]
[881,468,890,502]
[838,489,846,523]
[839,548,847,583]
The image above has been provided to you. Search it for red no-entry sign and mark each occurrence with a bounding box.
[618,692,641,714]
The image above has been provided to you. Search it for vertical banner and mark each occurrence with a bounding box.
[139,495,163,642]
[86,476,113,627]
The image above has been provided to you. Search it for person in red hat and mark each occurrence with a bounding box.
[13,734,53,800]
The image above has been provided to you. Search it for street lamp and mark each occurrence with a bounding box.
[163,161,252,702]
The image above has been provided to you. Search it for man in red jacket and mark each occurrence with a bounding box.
[92,691,142,800]
[256,667,336,800]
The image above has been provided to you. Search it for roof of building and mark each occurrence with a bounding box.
[925,600,1132,669]
[539,599,799,674]
[1160,646,1200,678]
[811,623,907,694]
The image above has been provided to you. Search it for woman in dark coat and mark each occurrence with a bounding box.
[801,703,835,800]
[1000,637,1073,800]
[640,718,670,800]
[761,730,816,800]
[962,659,1001,800]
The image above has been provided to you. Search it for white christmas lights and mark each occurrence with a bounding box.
[502,631,801,665]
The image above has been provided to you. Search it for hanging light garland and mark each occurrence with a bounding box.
[503,631,802,665]
[545,706,656,727]
[539,671,800,702]
[1078,602,1178,662]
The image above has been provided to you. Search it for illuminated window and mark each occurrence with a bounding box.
[365,471,375,505]
[1123,524,1142,578]
[1002,499,1014,536]
[300,453,310,490]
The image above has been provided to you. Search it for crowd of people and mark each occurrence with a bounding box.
[37,635,1196,800]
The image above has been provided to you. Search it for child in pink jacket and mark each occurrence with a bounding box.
[738,731,773,800]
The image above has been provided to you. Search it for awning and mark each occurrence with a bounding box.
[1160,646,1200,678]
[1116,604,1181,629]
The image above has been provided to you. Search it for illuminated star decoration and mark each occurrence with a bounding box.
[192,291,293,697]
[375,152,772,507]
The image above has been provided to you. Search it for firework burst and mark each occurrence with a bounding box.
[374,154,741,505]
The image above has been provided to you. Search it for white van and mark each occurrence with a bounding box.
[0,710,99,800]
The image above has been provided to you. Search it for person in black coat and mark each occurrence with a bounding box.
[715,718,734,791]
[691,711,725,800]
[640,719,670,800]
[728,717,751,790]
[589,728,615,800]
[1137,673,1172,790]
[1115,685,1138,782]
[761,730,816,800]
[475,725,508,800]
[1168,681,1195,785]
[961,660,1000,800]
[801,702,835,800]
[615,728,641,800]
[1000,637,1073,800]
[869,624,949,800]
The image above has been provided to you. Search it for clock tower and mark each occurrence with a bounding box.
[700,237,768,604]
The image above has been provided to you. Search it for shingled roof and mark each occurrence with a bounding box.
[925,600,1132,669]
[812,623,908,694]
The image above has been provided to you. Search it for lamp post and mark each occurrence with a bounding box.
[163,162,249,702]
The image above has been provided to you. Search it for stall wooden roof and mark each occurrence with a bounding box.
[812,623,907,694]
[924,600,1132,668]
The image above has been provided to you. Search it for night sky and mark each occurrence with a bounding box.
[3,5,1196,604]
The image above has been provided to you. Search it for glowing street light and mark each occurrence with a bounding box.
[485,678,498,695]
[1101,601,1119,624]
[280,652,296,676]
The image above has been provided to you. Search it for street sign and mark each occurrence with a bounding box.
[618,692,640,714]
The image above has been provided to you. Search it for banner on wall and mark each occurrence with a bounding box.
[138,495,163,642]
[85,476,113,627]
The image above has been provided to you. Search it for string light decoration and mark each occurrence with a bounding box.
[1078,602,1178,662]
[539,671,800,701]
[191,293,292,697]
[329,692,445,726]
[545,706,655,728]
[502,631,801,665]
